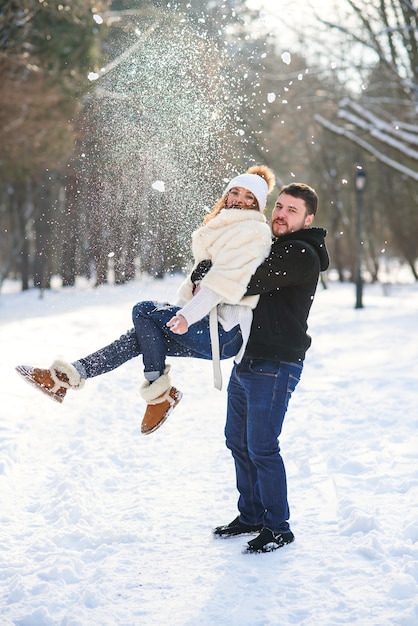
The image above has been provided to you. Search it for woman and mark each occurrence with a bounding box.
[16,165,275,435]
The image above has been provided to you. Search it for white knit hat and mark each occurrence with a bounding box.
[223,173,268,211]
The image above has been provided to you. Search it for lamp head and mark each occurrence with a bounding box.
[355,168,367,191]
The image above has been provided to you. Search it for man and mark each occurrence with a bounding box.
[213,182,330,553]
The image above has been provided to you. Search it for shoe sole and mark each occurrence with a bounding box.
[141,390,183,435]
[243,536,295,554]
[15,366,64,404]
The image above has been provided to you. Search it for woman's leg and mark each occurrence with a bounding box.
[75,328,140,378]
[16,298,241,415]
[132,300,242,378]
[72,299,241,381]
[132,300,243,434]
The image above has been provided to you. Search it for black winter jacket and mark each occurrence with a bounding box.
[244,227,329,363]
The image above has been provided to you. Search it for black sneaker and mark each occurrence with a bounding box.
[213,515,263,537]
[244,527,295,553]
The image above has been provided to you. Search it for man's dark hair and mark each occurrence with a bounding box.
[279,183,318,216]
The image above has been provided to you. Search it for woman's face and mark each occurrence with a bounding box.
[225,186,258,210]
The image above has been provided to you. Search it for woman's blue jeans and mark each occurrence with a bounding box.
[78,300,242,378]
[225,357,303,534]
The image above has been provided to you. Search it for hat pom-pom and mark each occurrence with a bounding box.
[246,165,276,193]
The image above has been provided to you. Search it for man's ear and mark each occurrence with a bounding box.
[304,213,314,228]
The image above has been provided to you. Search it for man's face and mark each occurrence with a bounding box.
[271,192,314,237]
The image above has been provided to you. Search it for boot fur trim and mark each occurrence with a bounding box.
[140,366,171,403]
[50,359,85,390]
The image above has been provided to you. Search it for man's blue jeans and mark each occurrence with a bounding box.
[225,357,303,533]
[79,300,243,378]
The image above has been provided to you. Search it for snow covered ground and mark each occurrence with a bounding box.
[1,273,418,626]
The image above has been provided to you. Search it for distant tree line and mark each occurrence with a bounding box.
[1,0,417,294]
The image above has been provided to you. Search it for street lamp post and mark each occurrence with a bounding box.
[355,167,366,309]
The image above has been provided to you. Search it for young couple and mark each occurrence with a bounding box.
[16,164,329,553]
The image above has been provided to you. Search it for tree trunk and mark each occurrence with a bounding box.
[61,173,79,287]
[11,181,32,291]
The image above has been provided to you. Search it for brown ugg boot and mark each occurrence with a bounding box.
[140,366,182,435]
[15,359,85,404]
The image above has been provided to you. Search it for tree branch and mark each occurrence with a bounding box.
[315,113,418,181]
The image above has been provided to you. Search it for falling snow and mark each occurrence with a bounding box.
[79,8,263,276]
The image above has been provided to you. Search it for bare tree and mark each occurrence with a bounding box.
[309,0,418,280]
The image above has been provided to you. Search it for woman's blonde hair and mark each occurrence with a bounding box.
[203,165,276,224]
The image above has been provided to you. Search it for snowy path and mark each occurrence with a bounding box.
[1,276,418,625]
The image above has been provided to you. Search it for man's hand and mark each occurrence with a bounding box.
[191,259,212,283]
[167,314,189,334]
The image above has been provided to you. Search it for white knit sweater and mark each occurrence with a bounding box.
[177,208,272,363]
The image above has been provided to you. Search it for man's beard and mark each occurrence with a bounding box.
[272,221,288,237]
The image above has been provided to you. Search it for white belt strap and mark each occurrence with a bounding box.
[209,307,222,390]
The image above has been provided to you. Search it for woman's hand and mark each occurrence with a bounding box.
[167,314,189,334]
